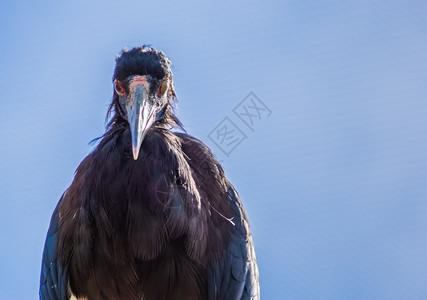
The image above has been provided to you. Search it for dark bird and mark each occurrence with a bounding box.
[40,46,259,300]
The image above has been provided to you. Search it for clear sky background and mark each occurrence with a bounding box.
[1,1,427,299]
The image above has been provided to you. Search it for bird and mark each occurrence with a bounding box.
[39,46,259,300]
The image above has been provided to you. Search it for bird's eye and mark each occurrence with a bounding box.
[114,79,125,96]
[157,78,169,96]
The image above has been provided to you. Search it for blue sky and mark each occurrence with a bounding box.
[1,1,427,299]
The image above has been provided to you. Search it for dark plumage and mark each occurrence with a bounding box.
[40,46,259,300]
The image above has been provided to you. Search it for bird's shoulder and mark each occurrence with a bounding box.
[174,132,223,176]
[175,132,213,155]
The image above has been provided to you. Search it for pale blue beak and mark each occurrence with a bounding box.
[126,84,157,160]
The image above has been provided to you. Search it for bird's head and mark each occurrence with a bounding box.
[109,46,181,160]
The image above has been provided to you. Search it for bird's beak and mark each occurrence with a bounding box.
[126,83,156,160]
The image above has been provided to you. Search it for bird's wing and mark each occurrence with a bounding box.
[40,195,68,300]
[207,187,260,300]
